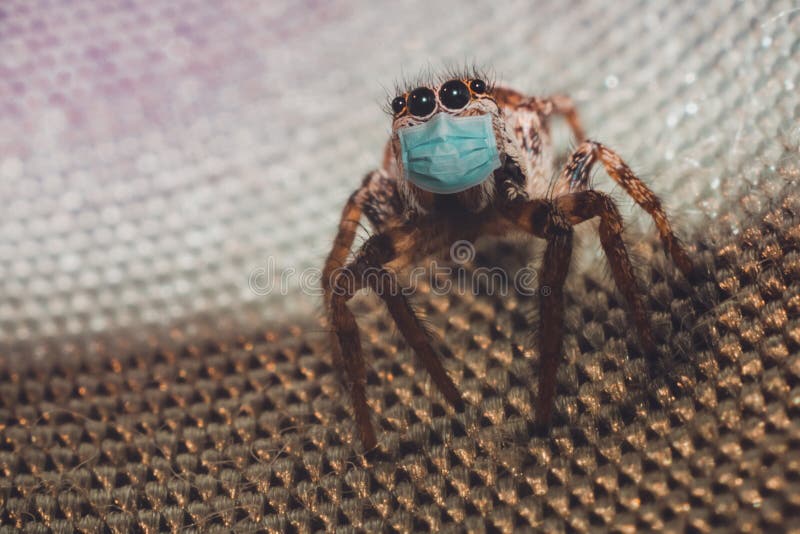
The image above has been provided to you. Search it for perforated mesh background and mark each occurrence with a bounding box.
[2,167,800,532]
[1,0,800,532]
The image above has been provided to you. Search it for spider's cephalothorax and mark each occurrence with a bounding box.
[386,76,517,215]
[323,71,694,451]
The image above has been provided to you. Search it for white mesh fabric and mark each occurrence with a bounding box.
[0,0,798,348]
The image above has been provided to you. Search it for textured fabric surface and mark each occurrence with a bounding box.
[2,1,800,533]
[1,0,799,350]
[1,163,800,532]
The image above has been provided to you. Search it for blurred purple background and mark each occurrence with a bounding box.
[0,0,797,354]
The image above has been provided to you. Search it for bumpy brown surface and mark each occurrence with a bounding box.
[2,174,800,533]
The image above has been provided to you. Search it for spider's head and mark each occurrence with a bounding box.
[388,74,511,212]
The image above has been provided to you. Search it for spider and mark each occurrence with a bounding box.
[323,70,693,450]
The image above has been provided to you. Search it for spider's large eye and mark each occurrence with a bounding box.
[391,96,406,114]
[439,80,470,110]
[407,87,436,117]
[470,79,487,94]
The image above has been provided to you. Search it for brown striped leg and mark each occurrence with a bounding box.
[323,177,372,448]
[504,199,574,430]
[357,236,464,409]
[494,88,586,143]
[321,170,402,291]
[537,94,586,143]
[329,229,464,449]
[562,141,693,277]
[322,176,371,299]
[329,285,376,449]
[534,218,573,429]
[504,189,660,428]
[555,191,657,357]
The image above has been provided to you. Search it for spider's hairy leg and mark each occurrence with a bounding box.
[358,232,464,409]
[328,226,464,450]
[504,199,574,430]
[494,87,586,143]
[328,275,375,449]
[536,94,586,143]
[322,178,370,297]
[322,175,373,448]
[554,190,657,358]
[322,169,402,322]
[565,141,693,277]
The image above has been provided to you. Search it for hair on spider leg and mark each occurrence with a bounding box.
[407,297,445,345]
[351,219,376,243]
[371,290,449,364]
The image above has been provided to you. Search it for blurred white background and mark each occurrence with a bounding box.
[0,0,797,351]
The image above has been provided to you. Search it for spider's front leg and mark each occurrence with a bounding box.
[561,140,693,277]
[495,88,586,142]
[504,199,574,430]
[535,94,586,143]
[505,190,658,430]
[322,178,373,446]
[554,191,657,355]
[325,225,464,450]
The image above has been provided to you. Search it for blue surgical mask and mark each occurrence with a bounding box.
[398,113,502,195]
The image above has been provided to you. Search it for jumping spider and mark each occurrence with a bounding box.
[323,71,693,450]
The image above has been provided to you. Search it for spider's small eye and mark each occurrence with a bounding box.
[470,79,487,94]
[391,96,406,114]
[439,80,470,110]
[408,87,436,117]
